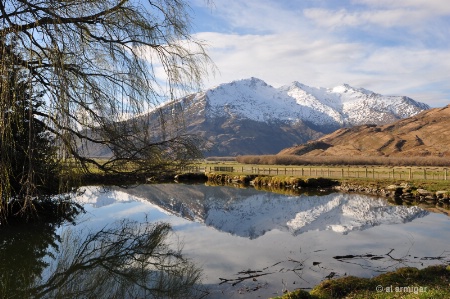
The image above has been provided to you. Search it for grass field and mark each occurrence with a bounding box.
[183,161,450,194]
[194,161,450,181]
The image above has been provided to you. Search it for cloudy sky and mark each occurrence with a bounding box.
[188,0,450,107]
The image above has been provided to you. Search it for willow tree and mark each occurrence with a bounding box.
[0,0,212,222]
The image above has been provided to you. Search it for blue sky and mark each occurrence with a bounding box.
[188,0,450,107]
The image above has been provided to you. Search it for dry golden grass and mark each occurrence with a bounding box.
[279,105,450,159]
[236,154,450,166]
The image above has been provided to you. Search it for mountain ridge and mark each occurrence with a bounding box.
[84,77,431,157]
[166,77,430,156]
[279,105,450,157]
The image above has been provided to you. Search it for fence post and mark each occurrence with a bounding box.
[409,168,412,180]
[365,167,368,178]
[424,168,426,180]
[445,168,448,181]
[341,168,344,178]
[392,168,395,179]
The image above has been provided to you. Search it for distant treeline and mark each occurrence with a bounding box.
[205,156,237,162]
[236,155,450,167]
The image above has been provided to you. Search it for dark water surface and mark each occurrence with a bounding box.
[2,184,449,298]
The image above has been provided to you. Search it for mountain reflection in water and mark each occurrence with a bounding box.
[73,184,450,298]
[107,184,429,238]
[18,184,445,299]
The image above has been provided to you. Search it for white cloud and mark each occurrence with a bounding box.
[189,0,450,107]
[196,0,306,33]
[196,31,360,86]
[353,0,450,14]
[196,31,450,107]
[304,7,431,29]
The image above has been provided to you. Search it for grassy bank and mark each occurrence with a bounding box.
[205,170,450,193]
[272,265,450,299]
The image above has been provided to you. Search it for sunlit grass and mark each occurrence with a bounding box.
[272,265,450,299]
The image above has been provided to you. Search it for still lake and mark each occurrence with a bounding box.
[3,183,450,298]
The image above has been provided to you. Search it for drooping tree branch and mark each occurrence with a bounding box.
[0,0,214,222]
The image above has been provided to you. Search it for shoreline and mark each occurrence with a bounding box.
[200,172,450,213]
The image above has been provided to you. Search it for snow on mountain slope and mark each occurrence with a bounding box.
[183,77,429,130]
[83,77,430,157]
[204,193,427,237]
[205,77,294,122]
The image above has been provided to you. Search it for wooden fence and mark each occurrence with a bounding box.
[181,165,449,181]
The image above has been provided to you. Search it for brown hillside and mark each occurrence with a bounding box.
[279,105,450,157]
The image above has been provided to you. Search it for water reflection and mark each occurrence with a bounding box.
[1,217,206,299]
[2,185,448,299]
[0,223,59,298]
[115,184,429,238]
[73,185,449,298]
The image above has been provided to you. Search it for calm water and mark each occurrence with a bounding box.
[2,184,449,298]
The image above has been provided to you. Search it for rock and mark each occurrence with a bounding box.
[386,184,401,191]
[401,192,413,199]
[436,191,449,198]
[416,189,433,196]
[400,182,411,189]
[425,196,436,203]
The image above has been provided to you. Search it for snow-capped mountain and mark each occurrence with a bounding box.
[166,77,429,156]
[194,77,429,128]
[86,77,430,157]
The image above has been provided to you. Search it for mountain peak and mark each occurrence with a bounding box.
[227,77,269,88]
[331,84,374,96]
[180,78,429,156]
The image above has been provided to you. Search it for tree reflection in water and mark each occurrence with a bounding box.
[2,218,206,299]
[0,223,60,299]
